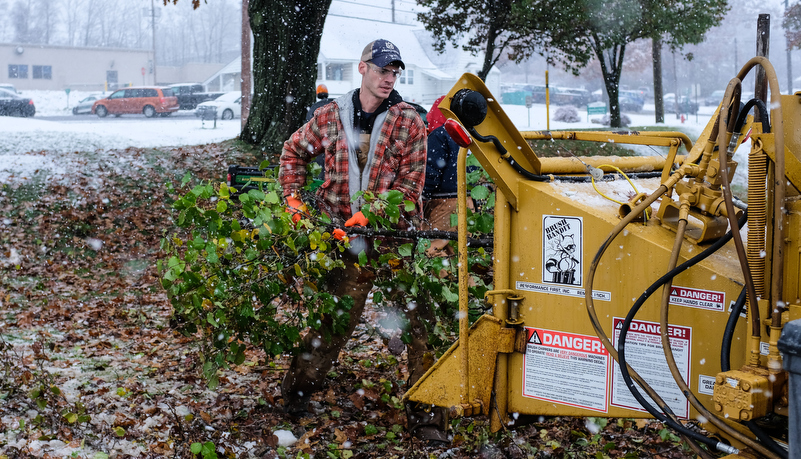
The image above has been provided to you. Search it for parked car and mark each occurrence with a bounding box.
[194,91,242,120]
[0,88,35,117]
[663,93,699,114]
[92,87,179,118]
[618,90,644,112]
[0,83,19,94]
[552,87,591,106]
[169,83,225,110]
[704,90,725,106]
[72,93,104,115]
[529,84,548,103]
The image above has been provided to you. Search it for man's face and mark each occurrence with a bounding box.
[359,61,401,101]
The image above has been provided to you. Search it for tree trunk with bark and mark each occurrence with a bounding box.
[652,36,664,124]
[242,0,332,162]
[592,39,625,128]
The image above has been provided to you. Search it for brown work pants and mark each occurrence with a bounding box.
[282,249,434,406]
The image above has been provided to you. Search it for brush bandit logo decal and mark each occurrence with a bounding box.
[543,216,583,286]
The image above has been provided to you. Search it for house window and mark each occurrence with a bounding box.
[325,63,350,81]
[401,69,413,85]
[33,65,52,79]
[8,64,28,79]
[317,63,323,80]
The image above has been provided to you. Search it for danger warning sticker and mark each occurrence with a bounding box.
[669,286,725,312]
[523,327,610,412]
[611,318,691,418]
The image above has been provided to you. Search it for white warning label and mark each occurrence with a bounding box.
[669,286,725,312]
[698,375,716,396]
[516,281,612,301]
[611,318,691,418]
[523,327,610,412]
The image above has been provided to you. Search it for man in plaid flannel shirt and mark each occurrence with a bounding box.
[279,39,447,443]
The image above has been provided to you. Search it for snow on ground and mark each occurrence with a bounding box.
[1,89,745,187]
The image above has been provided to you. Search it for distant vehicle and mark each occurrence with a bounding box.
[72,93,104,115]
[0,83,18,94]
[663,93,699,114]
[168,83,225,110]
[194,91,242,120]
[618,90,644,112]
[637,86,652,99]
[705,90,725,106]
[0,88,35,117]
[92,87,179,118]
[552,87,590,106]
[529,84,548,103]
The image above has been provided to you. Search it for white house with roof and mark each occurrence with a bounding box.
[204,14,501,108]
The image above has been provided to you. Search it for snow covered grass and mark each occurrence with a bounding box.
[2,90,748,188]
[2,90,242,186]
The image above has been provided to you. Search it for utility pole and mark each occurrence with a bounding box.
[151,0,157,85]
[788,0,794,92]
[241,0,252,128]
[391,0,395,23]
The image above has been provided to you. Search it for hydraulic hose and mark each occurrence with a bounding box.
[616,219,737,455]
[735,98,771,134]
[615,208,786,458]
[592,205,745,457]
[656,205,781,458]
[716,80,762,347]
[584,181,715,457]
[721,287,747,370]
[721,287,789,459]
[736,58,786,340]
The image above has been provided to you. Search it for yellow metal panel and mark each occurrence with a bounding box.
[404,315,503,414]
[504,178,748,419]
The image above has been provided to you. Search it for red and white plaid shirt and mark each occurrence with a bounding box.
[280,95,426,220]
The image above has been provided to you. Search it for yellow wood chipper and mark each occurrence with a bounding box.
[403,54,801,458]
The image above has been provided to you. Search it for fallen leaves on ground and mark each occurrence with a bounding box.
[1,141,703,458]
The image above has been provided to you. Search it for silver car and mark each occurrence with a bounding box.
[73,93,104,115]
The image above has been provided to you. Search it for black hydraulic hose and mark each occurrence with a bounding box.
[721,289,789,459]
[735,98,771,134]
[616,211,749,453]
[721,286,747,371]
[465,126,663,183]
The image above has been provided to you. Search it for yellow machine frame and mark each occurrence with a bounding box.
[404,57,800,457]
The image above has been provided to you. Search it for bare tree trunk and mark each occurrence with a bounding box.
[652,36,664,124]
[242,0,332,161]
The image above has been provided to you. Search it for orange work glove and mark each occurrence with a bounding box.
[344,211,368,227]
[286,196,306,224]
[332,228,348,241]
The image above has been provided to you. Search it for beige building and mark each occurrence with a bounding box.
[1,43,225,92]
[1,43,154,91]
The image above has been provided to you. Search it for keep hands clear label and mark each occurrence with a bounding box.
[523,327,610,412]
[669,286,725,312]
[611,318,691,418]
